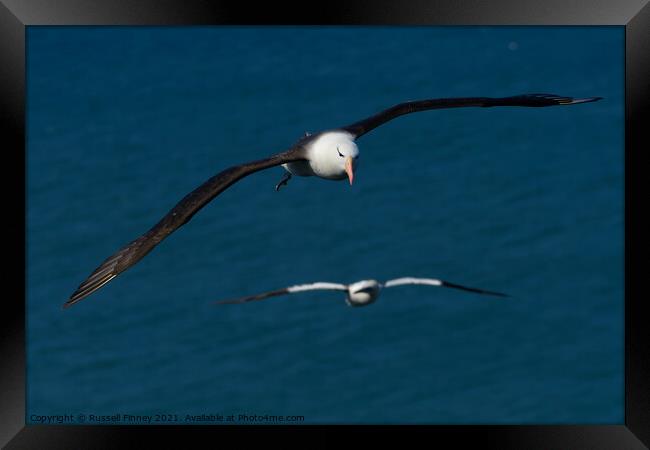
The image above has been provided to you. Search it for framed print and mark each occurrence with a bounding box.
[2,1,647,448]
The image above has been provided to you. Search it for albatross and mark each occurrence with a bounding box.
[64,93,601,308]
[214,277,508,307]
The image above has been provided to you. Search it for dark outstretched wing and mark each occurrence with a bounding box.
[340,93,602,139]
[64,147,306,308]
[383,277,508,297]
[214,282,348,305]
[214,288,292,305]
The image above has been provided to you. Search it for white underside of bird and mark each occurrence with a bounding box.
[344,279,382,306]
[282,131,359,182]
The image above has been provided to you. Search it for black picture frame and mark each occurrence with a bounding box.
[2,1,647,448]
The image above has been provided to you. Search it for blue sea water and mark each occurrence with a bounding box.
[26,27,623,424]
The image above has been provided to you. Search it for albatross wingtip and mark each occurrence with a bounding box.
[212,299,238,305]
[440,280,509,298]
[492,291,510,298]
[63,273,117,309]
[62,294,85,309]
[62,292,86,309]
[569,96,603,105]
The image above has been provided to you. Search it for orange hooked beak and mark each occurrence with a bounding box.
[345,156,354,185]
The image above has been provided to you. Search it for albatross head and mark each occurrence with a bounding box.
[346,279,381,307]
[336,139,360,185]
[308,131,360,184]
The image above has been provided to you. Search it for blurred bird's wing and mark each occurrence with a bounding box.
[383,277,508,297]
[214,282,349,304]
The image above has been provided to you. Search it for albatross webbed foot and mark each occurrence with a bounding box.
[275,173,292,191]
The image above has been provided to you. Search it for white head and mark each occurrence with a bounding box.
[345,279,381,307]
[309,131,360,184]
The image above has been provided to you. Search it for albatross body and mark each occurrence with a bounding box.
[214,276,508,307]
[65,93,601,308]
[281,131,359,182]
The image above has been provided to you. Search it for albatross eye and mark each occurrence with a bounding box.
[337,148,344,157]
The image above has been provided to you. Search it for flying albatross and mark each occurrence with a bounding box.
[64,93,601,308]
[214,277,508,307]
